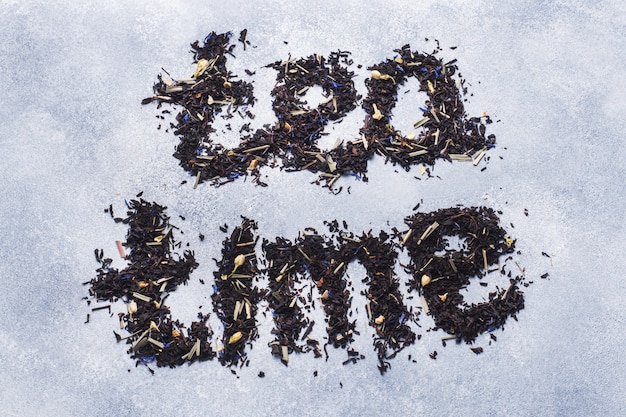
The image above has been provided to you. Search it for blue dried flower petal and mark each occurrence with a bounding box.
[116,274,132,282]
[324,77,343,89]
[140,355,156,364]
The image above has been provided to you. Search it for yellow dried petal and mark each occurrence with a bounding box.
[234,254,246,268]
[171,328,181,338]
[247,159,259,170]
[372,103,383,120]
[193,58,210,78]
[421,274,432,287]
[371,70,395,83]
[374,315,385,325]
[228,331,243,344]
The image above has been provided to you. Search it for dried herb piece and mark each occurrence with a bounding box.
[470,346,484,354]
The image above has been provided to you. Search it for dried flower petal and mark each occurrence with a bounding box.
[193,58,210,78]
[228,331,243,344]
[372,103,383,120]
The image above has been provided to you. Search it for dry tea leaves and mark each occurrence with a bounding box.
[402,206,525,344]
[262,237,320,364]
[143,31,258,187]
[87,201,528,373]
[142,32,495,189]
[359,44,494,170]
[350,232,416,374]
[264,227,417,374]
[89,197,214,369]
[87,32,531,376]
[211,217,263,367]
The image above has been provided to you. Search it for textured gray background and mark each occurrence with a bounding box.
[1,1,624,416]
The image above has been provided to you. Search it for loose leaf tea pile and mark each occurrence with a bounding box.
[142,31,494,189]
[87,199,526,374]
[85,30,538,376]
[211,218,263,366]
[89,198,214,369]
[262,236,324,363]
[402,207,525,343]
[361,44,494,169]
